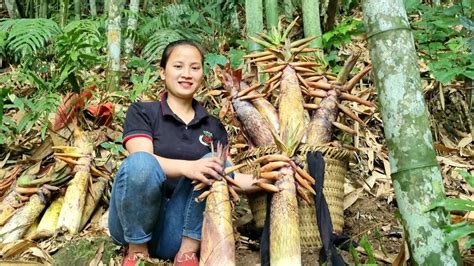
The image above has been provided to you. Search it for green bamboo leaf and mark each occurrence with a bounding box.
[427,198,474,212]
[359,235,376,264]
[458,170,474,188]
[443,222,474,243]
[464,236,474,250]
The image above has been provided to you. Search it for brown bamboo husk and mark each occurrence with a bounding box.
[79,179,107,230]
[0,194,46,244]
[56,128,93,234]
[200,181,235,266]
[234,144,352,248]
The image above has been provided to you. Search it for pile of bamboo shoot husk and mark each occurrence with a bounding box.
[217,18,374,265]
[0,127,109,246]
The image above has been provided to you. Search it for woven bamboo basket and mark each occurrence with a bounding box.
[234,144,352,248]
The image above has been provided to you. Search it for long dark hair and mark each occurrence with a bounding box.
[160,40,205,68]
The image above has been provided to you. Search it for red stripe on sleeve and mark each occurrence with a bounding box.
[122,134,153,146]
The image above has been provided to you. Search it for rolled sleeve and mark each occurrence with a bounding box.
[123,103,154,146]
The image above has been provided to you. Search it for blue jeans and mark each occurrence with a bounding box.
[108,151,228,260]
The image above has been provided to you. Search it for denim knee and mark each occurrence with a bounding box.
[123,151,165,185]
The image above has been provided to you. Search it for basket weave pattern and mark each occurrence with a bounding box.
[234,144,351,248]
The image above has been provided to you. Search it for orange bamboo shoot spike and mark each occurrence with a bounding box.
[196,190,212,202]
[305,76,324,82]
[339,92,375,107]
[15,187,39,195]
[255,154,291,164]
[55,155,84,166]
[332,121,357,135]
[224,175,241,188]
[260,161,289,172]
[337,103,366,125]
[293,66,316,73]
[237,83,260,98]
[265,71,283,86]
[261,65,286,73]
[343,65,372,92]
[289,62,320,68]
[243,51,273,58]
[296,73,311,89]
[194,182,208,191]
[260,172,282,180]
[289,161,316,185]
[307,90,328,98]
[248,54,277,63]
[303,103,320,110]
[225,164,246,175]
[265,80,280,95]
[255,182,281,193]
[228,186,240,203]
[296,184,311,204]
[308,81,333,90]
[294,173,316,195]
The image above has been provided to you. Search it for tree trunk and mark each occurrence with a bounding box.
[74,0,81,19]
[90,0,97,16]
[245,0,264,52]
[283,0,293,23]
[106,0,123,92]
[362,1,462,265]
[324,0,338,31]
[5,0,21,18]
[60,0,69,27]
[124,0,140,56]
[264,0,279,30]
[40,0,48,18]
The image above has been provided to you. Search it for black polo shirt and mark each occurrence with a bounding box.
[122,93,228,160]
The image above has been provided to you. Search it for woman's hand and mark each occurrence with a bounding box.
[182,157,225,186]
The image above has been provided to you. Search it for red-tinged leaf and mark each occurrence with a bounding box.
[53,93,86,131]
[85,102,114,126]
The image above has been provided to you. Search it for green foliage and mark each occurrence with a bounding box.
[54,19,105,91]
[427,170,474,250]
[1,90,60,145]
[411,4,474,84]
[138,1,242,63]
[129,69,159,102]
[0,18,60,62]
[322,17,364,51]
[204,53,227,73]
[100,137,126,155]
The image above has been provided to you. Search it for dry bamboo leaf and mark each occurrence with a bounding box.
[27,246,53,264]
[365,174,376,189]
[458,136,472,149]
[368,150,375,171]
[383,159,392,180]
[436,156,474,169]
[0,239,35,258]
[0,153,10,169]
[344,188,363,210]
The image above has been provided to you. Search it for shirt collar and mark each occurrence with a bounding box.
[160,92,208,124]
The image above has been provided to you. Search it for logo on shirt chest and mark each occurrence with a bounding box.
[199,130,213,147]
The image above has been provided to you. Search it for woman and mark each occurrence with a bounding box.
[108,40,267,266]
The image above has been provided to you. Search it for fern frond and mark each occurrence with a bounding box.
[0,18,60,62]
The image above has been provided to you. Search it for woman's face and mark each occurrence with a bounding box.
[160,45,203,100]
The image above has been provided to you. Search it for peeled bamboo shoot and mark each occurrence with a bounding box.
[200,181,235,266]
[32,196,64,239]
[56,128,93,234]
[0,194,46,244]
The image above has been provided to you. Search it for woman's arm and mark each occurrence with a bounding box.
[125,137,224,185]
